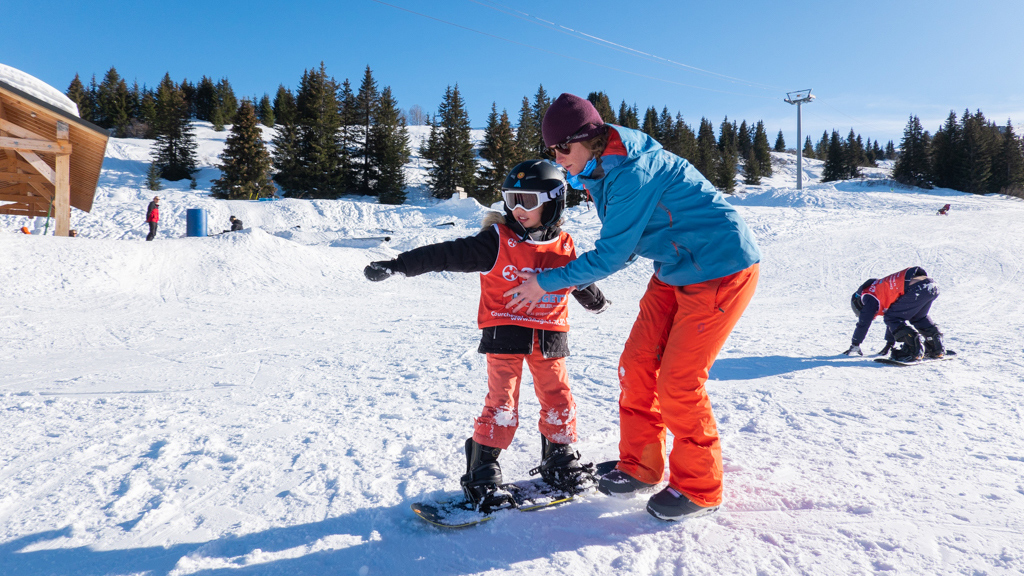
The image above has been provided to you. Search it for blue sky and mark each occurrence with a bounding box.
[6,0,1023,147]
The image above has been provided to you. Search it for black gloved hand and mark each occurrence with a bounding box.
[842,344,863,356]
[878,342,893,356]
[364,260,397,282]
[587,299,612,314]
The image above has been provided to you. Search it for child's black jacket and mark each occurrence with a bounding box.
[388,213,608,358]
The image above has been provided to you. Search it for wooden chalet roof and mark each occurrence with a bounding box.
[0,79,109,215]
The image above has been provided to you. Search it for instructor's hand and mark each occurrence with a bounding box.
[503,271,546,314]
[842,344,863,356]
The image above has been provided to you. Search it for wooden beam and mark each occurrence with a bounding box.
[0,205,48,217]
[14,151,55,184]
[0,136,72,154]
[28,181,55,202]
[0,193,49,205]
[0,117,48,141]
[0,171,50,185]
[54,144,70,236]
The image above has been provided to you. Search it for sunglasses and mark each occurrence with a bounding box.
[502,185,564,212]
[547,125,591,156]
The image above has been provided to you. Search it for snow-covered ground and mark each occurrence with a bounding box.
[2,124,1023,576]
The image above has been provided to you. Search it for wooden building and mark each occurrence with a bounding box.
[0,79,108,236]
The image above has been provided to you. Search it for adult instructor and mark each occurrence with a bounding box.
[504,93,761,521]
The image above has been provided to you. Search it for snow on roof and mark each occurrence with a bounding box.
[0,63,79,117]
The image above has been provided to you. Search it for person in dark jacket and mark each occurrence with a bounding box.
[228,216,243,232]
[145,196,160,241]
[843,266,945,362]
[364,160,609,511]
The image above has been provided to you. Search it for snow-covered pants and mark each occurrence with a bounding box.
[616,264,759,507]
[473,335,577,450]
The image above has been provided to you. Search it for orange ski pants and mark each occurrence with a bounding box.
[616,263,759,507]
[473,335,578,450]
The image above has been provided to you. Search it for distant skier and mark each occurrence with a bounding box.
[363,160,610,511]
[228,216,243,232]
[842,266,945,362]
[937,204,950,215]
[145,196,160,241]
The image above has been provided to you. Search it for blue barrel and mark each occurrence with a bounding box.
[186,208,208,237]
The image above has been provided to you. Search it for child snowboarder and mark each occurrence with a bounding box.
[364,159,610,510]
[842,266,945,362]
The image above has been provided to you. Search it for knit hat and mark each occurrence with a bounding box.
[542,93,605,147]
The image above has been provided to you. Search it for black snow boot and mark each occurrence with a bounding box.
[460,438,512,511]
[530,436,595,493]
[919,326,945,359]
[891,327,924,363]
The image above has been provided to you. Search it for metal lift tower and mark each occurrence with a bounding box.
[784,89,815,190]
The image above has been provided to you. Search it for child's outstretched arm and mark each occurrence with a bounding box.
[363,227,501,282]
[571,283,611,314]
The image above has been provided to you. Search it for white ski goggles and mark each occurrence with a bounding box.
[502,185,564,212]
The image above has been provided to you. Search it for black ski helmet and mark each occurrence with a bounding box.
[501,159,567,230]
[851,278,876,316]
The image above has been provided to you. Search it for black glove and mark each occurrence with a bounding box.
[877,342,893,356]
[842,344,863,356]
[364,260,398,282]
[587,299,612,314]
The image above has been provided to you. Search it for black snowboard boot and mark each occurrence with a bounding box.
[919,326,945,359]
[891,326,924,363]
[460,438,512,511]
[530,436,594,493]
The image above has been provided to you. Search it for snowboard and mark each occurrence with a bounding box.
[874,349,957,367]
[411,460,618,529]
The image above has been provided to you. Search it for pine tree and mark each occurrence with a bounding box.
[752,121,773,176]
[136,89,157,139]
[822,131,847,183]
[642,107,660,141]
[892,116,932,188]
[737,120,752,162]
[65,74,93,120]
[960,109,995,194]
[694,117,718,179]
[194,76,217,121]
[715,117,738,192]
[146,163,163,191]
[990,120,1024,195]
[338,79,359,194]
[802,136,815,159]
[530,85,551,157]
[617,101,639,129]
[658,108,674,145]
[97,67,131,136]
[477,103,521,205]
[885,140,896,160]
[774,129,786,152]
[586,91,616,124]
[368,87,410,205]
[815,130,829,159]
[354,66,380,194]
[257,94,275,127]
[212,99,276,200]
[427,84,477,199]
[291,63,344,198]
[215,78,238,125]
[272,85,297,126]
[515,96,537,160]
[152,73,198,181]
[179,79,197,119]
[743,147,761,185]
[844,129,863,179]
[270,117,302,195]
[670,113,697,162]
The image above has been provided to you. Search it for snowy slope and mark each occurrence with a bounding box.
[1,126,1023,576]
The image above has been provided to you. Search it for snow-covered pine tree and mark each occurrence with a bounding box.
[152,73,198,181]
[369,87,410,205]
[427,84,477,199]
[211,99,276,200]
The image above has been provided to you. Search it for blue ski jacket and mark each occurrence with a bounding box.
[536,125,761,292]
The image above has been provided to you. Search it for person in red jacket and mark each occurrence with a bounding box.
[145,196,160,241]
[363,160,610,511]
[843,266,945,362]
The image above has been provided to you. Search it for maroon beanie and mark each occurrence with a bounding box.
[542,93,605,147]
